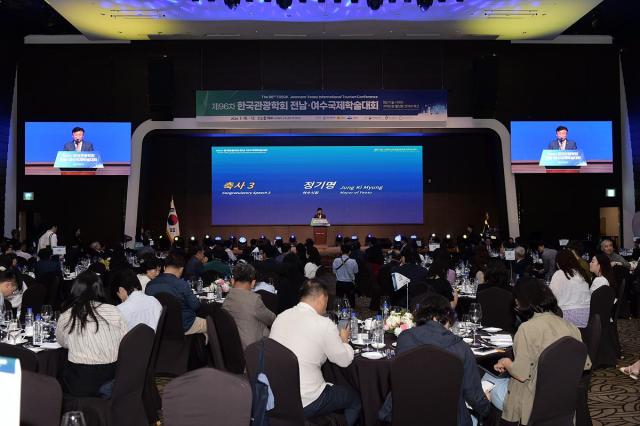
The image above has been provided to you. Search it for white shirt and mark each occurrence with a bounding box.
[37,230,57,253]
[332,255,358,283]
[253,282,277,294]
[269,302,354,407]
[137,274,151,291]
[117,290,162,331]
[304,262,320,279]
[15,250,32,261]
[549,269,591,311]
[590,276,609,294]
[56,302,128,364]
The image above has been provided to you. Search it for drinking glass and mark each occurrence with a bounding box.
[41,305,53,323]
[61,411,87,426]
[8,320,20,344]
[469,303,483,343]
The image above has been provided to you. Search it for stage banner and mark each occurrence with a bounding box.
[196,90,447,122]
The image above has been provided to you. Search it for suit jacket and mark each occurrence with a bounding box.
[547,139,577,150]
[222,288,276,349]
[63,141,95,151]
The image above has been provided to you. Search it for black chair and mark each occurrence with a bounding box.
[390,345,463,426]
[21,370,63,426]
[142,306,167,424]
[476,287,516,332]
[153,292,198,376]
[19,283,46,318]
[245,338,306,425]
[63,324,155,426]
[0,342,38,372]
[213,307,246,374]
[589,286,617,367]
[162,368,251,426]
[611,278,625,357]
[528,337,588,426]
[206,316,226,371]
[38,271,63,310]
[256,289,279,315]
[576,314,601,426]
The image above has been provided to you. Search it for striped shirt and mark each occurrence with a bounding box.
[56,302,128,365]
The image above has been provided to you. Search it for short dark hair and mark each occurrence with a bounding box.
[113,269,141,294]
[556,125,568,133]
[401,246,420,265]
[414,293,454,327]
[0,270,18,289]
[317,207,323,211]
[72,126,85,134]
[340,243,352,255]
[260,243,278,259]
[165,253,185,269]
[142,256,161,272]
[300,279,328,299]
[233,262,256,283]
[514,277,559,315]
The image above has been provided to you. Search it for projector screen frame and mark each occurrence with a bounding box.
[125,117,518,245]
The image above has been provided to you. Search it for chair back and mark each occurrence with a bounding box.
[245,338,305,425]
[20,370,62,426]
[589,286,615,326]
[256,289,279,315]
[142,306,167,423]
[109,324,155,426]
[153,292,187,341]
[0,342,38,372]
[476,287,516,332]
[582,314,601,363]
[162,368,251,426]
[206,316,226,370]
[613,278,626,321]
[38,271,63,309]
[528,337,588,426]
[213,307,246,374]
[391,345,463,426]
[19,283,47,318]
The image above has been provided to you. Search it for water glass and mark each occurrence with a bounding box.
[41,305,53,323]
[61,411,87,426]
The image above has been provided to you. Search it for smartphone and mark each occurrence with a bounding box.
[338,319,349,330]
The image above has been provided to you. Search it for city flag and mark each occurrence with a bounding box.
[166,197,180,240]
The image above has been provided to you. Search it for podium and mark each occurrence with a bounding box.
[54,151,104,175]
[539,149,587,170]
[310,218,330,245]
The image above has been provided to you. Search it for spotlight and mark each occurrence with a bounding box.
[394,234,402,242]
[229,235,236,241]
[289,235,297,243]
[463,234,468,239]
[446,234,451,239]
[238,236,247,244]
[276,0,292,9]
[431,233,436,238]
[214,236,222,242]
[335,234,344,244]
[417,0,433,11]
[275,236,283,241]
[351,235,358,241]
[410,235,417,240]
[190,236,196,241]
[366,0,383,10]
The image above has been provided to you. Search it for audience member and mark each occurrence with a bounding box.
[536,241,558,281]
[600,239,631,269]
[270,280,361,425]
[137,256,161,291]
[115,269,162,331]
[145,253,206,336]
[332,243,359,308]
[56,272,128,397]
[184,246,206,280]
[549,250,591,328]
[203,245,232,277]
[222,263,276,349]
[304,246,322,279]
[589,253,614,294]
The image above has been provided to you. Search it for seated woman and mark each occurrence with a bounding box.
[425,259,458,309]
[589,253,614,294]
[549,250,591,328]
[56,271,129,397]
[485,278,591,425]
[379,293,490,425]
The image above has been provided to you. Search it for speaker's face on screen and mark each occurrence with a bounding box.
[556,129,568,141]
[72,130,84,142]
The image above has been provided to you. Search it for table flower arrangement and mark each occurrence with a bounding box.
[384,310,415,336]
[214,278,231,293]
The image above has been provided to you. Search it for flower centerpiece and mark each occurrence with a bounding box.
[214,278,231,293]
[383,310,415,336]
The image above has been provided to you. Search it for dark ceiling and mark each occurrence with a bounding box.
[0,0,638,44]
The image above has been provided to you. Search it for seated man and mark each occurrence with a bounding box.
[184,246,206,281]
[379,293,490,425]
[222,263,276,349]
[203,245,232,277]
[485,278,591,425]
[145,253,206,336]
[115,269,162,331]
[600,238,631,269]
[34,247,60,278]
[270,280,361,426]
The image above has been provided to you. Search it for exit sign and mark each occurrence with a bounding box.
[23,192,34,201]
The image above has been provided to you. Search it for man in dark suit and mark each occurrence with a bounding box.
[547,125,577,150]
[313,208,327,219]
[63,126,94,151]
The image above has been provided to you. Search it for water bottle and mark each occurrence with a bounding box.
[350,312,359,341]
[24,308,34,337]
[196,278,203,293]
[342,295,351,310]
[382,300,390,323]
[374,314,384,346]
[33,314,43,345]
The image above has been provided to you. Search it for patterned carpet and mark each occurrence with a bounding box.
[154,311,640,425]
[590,318,640,426]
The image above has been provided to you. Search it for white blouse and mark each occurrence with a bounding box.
[549,269,591,311]
[590,276,610,294]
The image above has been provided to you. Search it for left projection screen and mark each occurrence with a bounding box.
[25,122,131,175]
[211,146,423,225]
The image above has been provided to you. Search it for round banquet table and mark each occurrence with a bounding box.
[321,332,511,426]
[34,346,68,377]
